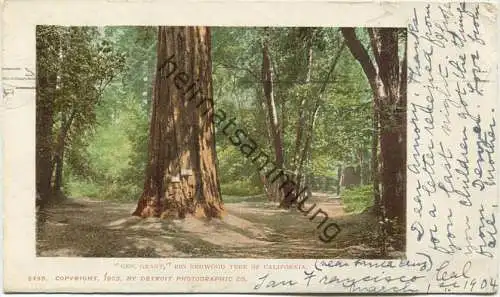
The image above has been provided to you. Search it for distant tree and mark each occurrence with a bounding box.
[133,26,224,219]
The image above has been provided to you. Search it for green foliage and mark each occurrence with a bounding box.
[64,27,155,201]
[341,185,373,213]
[64,176,100,198]
[311,155,340,177]
[64,98,145,200]
[58,26,376,209]
[220,180,263,197]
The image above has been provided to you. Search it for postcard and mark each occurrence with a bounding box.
[1,0,498,293]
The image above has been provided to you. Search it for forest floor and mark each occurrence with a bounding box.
[36,193,404,259]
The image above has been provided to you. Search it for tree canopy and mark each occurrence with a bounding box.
[36,26,406,256]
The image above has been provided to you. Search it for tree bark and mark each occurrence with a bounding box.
[262,31,284,169]
[36,73,56,207]
[261,28,286,202]
[293,38,313,171]
[372,97,381,211]
[36,27,59,207]
[288,39,345,206]
[336,165,342,195]
[357,148,364,185]
[133,26,224,219]
[396,30,407,228]
[291,36,314,200]
[254,84,275,200]
[52,109,76,196]
[52,113,66,197]
[370,28,403,223]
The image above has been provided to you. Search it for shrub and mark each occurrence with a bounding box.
[341,185,373,213]
[220,180,263,197]
[65,178,100,199]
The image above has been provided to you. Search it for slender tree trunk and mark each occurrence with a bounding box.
[255,85,275,200]
[255,86,272,148]
[260,174,274,201]
[52,109,76,196]
[293,39,313,170]
[336,165,342,195]
[262,32,284,168]
[52,152,63,195]
[133,26,223,219]
[396,31,407,228]
[282,103,319,208]
[261,28,285,202]
[292,38,313,198]
[289,38,345,206]
[301,103,320,189]
[357,148,364,185]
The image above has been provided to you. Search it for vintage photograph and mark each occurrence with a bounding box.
[35,26,407,259]
[3,0,498,293]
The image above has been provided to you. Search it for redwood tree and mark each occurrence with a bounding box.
[340,28,406,226]
[133,26,224,219]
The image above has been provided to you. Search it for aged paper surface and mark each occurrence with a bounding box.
[1,0,498,293]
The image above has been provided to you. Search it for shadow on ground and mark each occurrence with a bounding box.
[36,196,404,259]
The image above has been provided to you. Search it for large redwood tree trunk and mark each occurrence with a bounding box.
[133,26,224,219]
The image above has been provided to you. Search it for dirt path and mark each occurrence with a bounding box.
[37,196,403,258]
